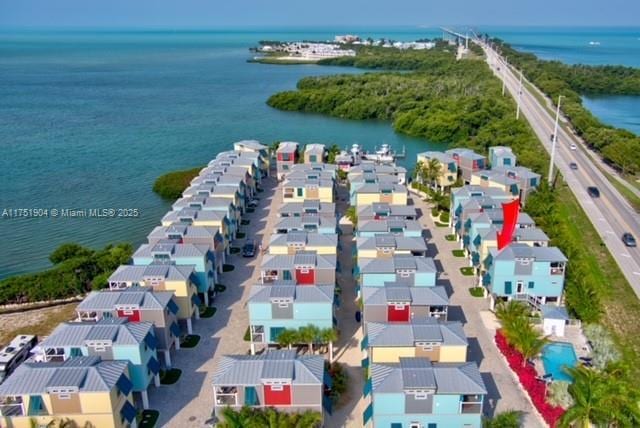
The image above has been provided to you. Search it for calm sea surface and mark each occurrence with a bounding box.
[0,27,638,277]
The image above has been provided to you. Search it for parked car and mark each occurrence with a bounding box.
[570,143,577,150]
[622,233,637,247]
[569,162,578,170]
[242,239,256,257]
[355,311,361,323]
[587,186,600,198]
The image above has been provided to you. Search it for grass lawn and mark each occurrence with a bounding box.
[214,283,227,293]
[241,219,250,225]
[469,287,485,297]
[460,267,475,276]
[200,306,216,318]
[160,368,182,385]
[230,247,241,254]
[138,410,159,428]
[556,185,640,375]
[180,334,201,348]
[223,264,235,272]
[445,234,456,241]
[0,303,78,345]
[236,232,246,239]
[452,249,465,257]
[435,222,449,228]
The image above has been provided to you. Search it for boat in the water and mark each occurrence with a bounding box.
[588,41,601,46]
[335,143,405,171]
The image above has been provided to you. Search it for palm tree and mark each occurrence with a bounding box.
[299,325,320,354]
[423,158,442,189]
[292,410,322,428]
[513,326,548,367]
[482,410,521,428]
[219,406,256,428]
[276,328,298,350]
[560,366,609,428]
[320,328,339,362]
[495,300,529,330]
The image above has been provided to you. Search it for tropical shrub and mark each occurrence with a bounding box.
[482,410,521,428]
[546,381,574,409]
[219,406,321,428]
[152,166,203,200]
[583,324,621,370]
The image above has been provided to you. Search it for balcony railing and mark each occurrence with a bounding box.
[461,402,483,414]
[0,397,24,417]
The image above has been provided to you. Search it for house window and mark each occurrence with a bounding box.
[297,188,303,197]
[57,394,71,400]
[504,281,512,294]
[391,424,402,428]
[271,385,283,391]
[410,423,422,428]
[428,424,437,428]
[528,281,535,289]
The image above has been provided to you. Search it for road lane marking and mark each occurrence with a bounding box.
[620,253,631,258]
[606,231,615,235]
[634,272,640,276]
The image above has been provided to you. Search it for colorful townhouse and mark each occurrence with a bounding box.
[108,264,200,333]
[274,214,337,235]
[356,235,428,265]
[268,232,338,255]
[289,162,337,178]
[76,287,181,367]
[358,256,437,289]
[260,251,337,286]
[36,319,160,409]
[417,151,458,190]
[132,242,217,305]
[304,144,326,163]
[180,182,245,214]
[161,208,231,249]
[147,224,226,269]
[214,150,266,180]
[212,350,326,420]
[349,174,400,205]
[279,201,336,218]
[354,183,408,207]
[357,219,423,238]
[362,284,449,324]
[364,357,487,428]
[233,139,270,175]
[492,166,541,204]
[282,178,335,203]
[488,146,516,168]
[189,173,251,209]
[484,243,568,309]
[357,203,418,221]
[470,169,520,197]
[0,357,137,428]
[450,185,515,229]
[248,281,335,349]
[171,195,239,238]
[276,141,300,179]
[348,162,407,185]
[363,319,468,364]
[445,148,487,183]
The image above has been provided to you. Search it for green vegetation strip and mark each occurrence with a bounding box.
[460,267,475,276]
[138,410,159,428]
[469,287,485,298]
[160,369,182,385]
[200,306,216,318]
[152,166,204,200]
[445,234,456,241]
[180,335,201,349]
[452,249,465,257]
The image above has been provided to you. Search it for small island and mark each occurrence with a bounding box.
[153,166,204,200]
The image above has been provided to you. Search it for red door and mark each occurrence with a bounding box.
[264,384,291,405]
[295,268,315,285]
[117,309,141,322]
[387,304,410,322]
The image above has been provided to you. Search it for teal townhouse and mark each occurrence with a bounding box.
[450,185,515,229]
[484,243,568,309]
[357,219,423,238]
[182,182,245,213]
[76,287,181,367]
[214,149,266,180]
[208,157,262,188]
[132,242,217,305]
[274,214,337,235]
[147,224,226,271]
[358,256,437,290]
[247,281,335,352]
[356,235,428,266]
[190,171,253,208]
[416,151,458,190]
[288,162,337,180]
[36,319,160,409]
[268,232,338,256]
[279,201,336,218]
[445,148,487,183]
[168,202,235,245]
[358,203,418,222]
[202,160,259,192]
[362,283,449,324]
[107,264,200,334]
[348,162,407,185]
[233,139,269,178]
[260,251,337,286]
[470,169,520,198]
[492,166,541,204]
[488,146,516,168]
[212,350,326,420]
[364,357,487,428]
[349,173,401,205]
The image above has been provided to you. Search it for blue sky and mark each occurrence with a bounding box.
[0,0,638,27]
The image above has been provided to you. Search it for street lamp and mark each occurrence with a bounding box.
[548,95,564,185]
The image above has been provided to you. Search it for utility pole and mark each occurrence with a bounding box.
[516,70,523,119]
[548,95,564,185]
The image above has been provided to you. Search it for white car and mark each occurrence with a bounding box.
[570,144,577,150]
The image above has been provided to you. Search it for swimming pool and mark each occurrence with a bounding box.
[541,342,578,382]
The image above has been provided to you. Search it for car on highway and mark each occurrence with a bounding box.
[587,186,600,198]
[569,162,578,170]
[242,239,256,257]
[570,143,577,150]
[622,233,637,247]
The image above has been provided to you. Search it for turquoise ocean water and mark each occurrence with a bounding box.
[0,27,638,277]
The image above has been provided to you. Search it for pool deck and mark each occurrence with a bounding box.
[534,324,591,378]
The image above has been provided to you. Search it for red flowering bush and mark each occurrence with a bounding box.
[495,330,565,427]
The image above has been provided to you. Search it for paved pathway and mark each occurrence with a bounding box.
[410,190,545,428]
[149,177,281,427]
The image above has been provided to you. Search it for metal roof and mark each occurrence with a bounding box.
[77,287,174,311]
[494,243,567,263]
[41,320,153,348]
[366,319,467,347]
[363,285,449,307]
[400,357,436,389]
[541,304,569,320]
[249,284,334,303]
[359,256,436,274]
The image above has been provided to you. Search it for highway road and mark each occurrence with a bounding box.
[481,43,640,293]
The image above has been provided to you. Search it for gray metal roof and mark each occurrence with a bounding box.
[400,357,436,389]
[212,350,323,386]
[305,144,325,155]
[359,256,437,274]
[133,242,210,259]
[248,284,334,304]
[363,285,449,307]
[366,319,467,347]
[109,264,195,283]
[358,219,422,233]
[445,148,486,161]
[275,215,336,231]
[417,151,457,164]
[260,253,337,270]
[355,183,407,194]
[77,287,174,311]
[541,304,569,320]
[234,140,267,151]
[515,227,550,243]
[279,201,336,217]
[41,320,153,348]
[277,142,299,153]
[0,357,129,395]
[494,243,567,263]
[269,232,338,248]
[357,235,427,252]
[358,203,417,220]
